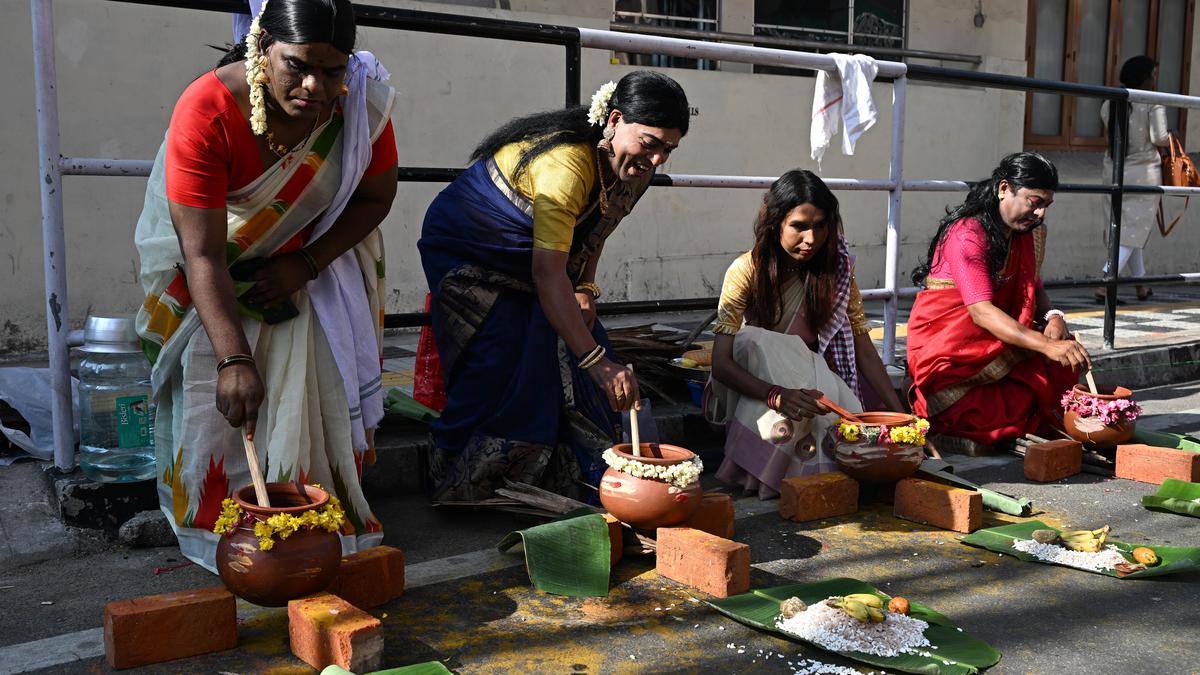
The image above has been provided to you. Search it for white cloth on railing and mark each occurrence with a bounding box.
[811,53,879,165]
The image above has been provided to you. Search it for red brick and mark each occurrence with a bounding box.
[103,586,236,669]
[1116,444,1200,484]
[1024,440,1083,482]
[679,492,735,539]
[288,593,383,672]
[894,478,982,533]
[655,527,749,598]
[323,546,405,610]
[602,513,624,566]
[779,472,859,522]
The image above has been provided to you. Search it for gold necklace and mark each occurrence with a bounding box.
[264,106,323,158]
[595,150,614,215]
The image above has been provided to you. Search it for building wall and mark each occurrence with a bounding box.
[2,0,1198,353]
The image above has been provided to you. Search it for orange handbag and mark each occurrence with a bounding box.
[1158,132,1197,236]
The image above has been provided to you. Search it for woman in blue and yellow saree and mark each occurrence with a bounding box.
[419,71,691,501]
[134,0,397,571]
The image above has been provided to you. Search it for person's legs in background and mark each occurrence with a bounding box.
[1096,245,1148,303]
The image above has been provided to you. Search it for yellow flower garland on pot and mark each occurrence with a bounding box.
[835,418,930,446]
[213,485,346,551]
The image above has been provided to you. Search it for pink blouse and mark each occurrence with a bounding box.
[928,218,1041,306]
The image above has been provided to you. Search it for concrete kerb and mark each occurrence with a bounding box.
[1089,340,1200,389]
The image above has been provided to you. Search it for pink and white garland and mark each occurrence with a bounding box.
[1062,390,1142,425]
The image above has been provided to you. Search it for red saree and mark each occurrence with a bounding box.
[907,223,1077,445]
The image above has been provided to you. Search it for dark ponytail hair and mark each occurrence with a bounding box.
[912,152,1058,286]
[218,0,356,67]
[1107,56,1158,158]
[748,170,844,330]
[470,70,690,181]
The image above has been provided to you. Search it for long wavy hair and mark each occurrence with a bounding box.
[470,70,690,181]
[217,0,356,67]
[749,170,844,331]
[911,152,1059,286]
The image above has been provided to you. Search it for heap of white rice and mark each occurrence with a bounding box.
[1011,539,1130,572]
[776,599,931,657]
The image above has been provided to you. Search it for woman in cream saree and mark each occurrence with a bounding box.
[134,0,396,571]
[707,170,904,499]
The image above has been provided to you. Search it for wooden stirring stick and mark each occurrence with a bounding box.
[817,395,864,423]
[1076,335,1099,394]
[627,363,641,457]
[242,427,271,508]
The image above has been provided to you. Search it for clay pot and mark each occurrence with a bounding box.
[828,412,925,483]
[599,443,703,530]
[215,482,342,607]
[1063,384,1136,447]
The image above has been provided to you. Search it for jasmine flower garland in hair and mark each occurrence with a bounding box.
[244,0,270,136]
[602,448,702,489]
[587,81,617,127]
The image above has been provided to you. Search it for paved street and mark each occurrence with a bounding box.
[1,287,1199,673]
[1,379,1199,673]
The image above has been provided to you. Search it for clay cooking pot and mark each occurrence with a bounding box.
[215,482,342,607]
[1063,384,1136,446]
[599,443,703,530]
[828,411,925,483]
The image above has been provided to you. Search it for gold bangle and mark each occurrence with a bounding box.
[578,344,606,369]
[216,353,256,372]
[574,281,601,299]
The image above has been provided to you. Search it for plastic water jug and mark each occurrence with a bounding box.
[76,316,156,482]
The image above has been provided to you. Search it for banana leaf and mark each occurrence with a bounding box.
[384,388,440,422]
[960,520,1200,579]
[321,662,452,675]
[918,459,1033,516]
[371,663,453,675]
[1142,478,1200,518]
[1129,429,1200,453]
[497,510,610,597]
[708,577,1001,675]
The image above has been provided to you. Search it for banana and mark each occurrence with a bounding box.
[1061,531,1102,552]
[833,598,872,623]
[866,606,886,623]
[1060,525,1111,553]
[843,593,884,609]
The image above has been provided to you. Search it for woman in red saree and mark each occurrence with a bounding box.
[908,153,1089,452]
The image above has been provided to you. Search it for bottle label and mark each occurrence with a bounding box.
[116,395,151,448]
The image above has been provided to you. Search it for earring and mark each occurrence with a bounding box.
[254,55,270,85]
[597,125,616,157]
[339,83,350,96]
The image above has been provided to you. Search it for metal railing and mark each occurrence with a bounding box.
[610,22,981,65]
[30,1,1200,472]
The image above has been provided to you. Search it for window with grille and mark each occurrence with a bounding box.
[753,0,906,75]
[1025,0,1194,149]
[613,0,719,70]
